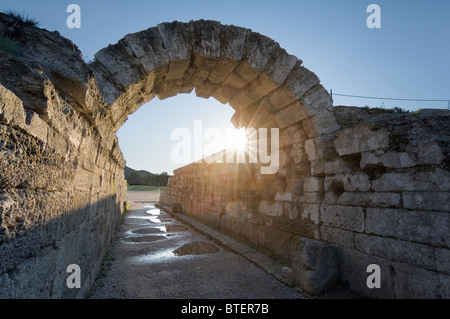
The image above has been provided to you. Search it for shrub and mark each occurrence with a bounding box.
[2,10,40,27]
[0,35,21,56]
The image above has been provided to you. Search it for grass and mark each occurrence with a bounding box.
[3,10,40,27]
[0,35,21,56]
[127,185,166,191]
[94,249,115,288]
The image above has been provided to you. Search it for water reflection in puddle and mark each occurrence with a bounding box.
[146,209,161,216]
[132,228,164,235]
[132,249,176,263]
[131,241,220,264]
[122,235,167,243]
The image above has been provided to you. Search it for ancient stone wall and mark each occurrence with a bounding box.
[160,106,450,298]
[0,13,126,298]
[1,14,448,299]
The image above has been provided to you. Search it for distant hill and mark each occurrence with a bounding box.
[124,166,170,186]
[124,166,155,179]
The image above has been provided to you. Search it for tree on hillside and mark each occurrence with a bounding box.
[127,172,144,185]
[126,170,170,186]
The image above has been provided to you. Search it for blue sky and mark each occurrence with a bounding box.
[2,1,449,174]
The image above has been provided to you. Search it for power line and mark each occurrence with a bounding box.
[330,91,449,103]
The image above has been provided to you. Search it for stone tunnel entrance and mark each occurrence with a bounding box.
[0,15,449,298]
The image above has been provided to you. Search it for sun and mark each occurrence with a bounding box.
[229,128,248,151]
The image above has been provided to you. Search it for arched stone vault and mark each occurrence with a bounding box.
[89,21,342,238]
[90,20,336,139]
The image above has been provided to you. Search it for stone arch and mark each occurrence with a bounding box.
[87,20,346,271]
[89,22,343,251]
[89,20,340,211]
[90,20,337,138]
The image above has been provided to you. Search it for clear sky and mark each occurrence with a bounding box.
[1,1,449,174]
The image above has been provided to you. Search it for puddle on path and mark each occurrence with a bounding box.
[122,235,167,243]
[146,208,161,215]
[124,218,155,225]
[132,228,165,235]
[126,204,218,264]
[173,241,220,256]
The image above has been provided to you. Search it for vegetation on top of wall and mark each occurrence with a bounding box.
[392,106,411,114]
[2,10,40,27]
[364,105,413,115]
[0,34,21,56]
[0,10,40,57]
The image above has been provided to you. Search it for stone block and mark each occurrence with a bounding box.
[94,39,146,88]
[343,173,371,192]
[372,169,450,192]
[300,84,333,118]
[259,200,283,217]
[191,20,221,68]
[335,247,395,298]
[212,66,253,104]
[217,24,247,61]
[264,46,298,86]
[274,100,309,128]
[292,238,338,295]
[298,192,323,204]
[366,208,450,246]
[436,249,450,273]
[124,27,170,73]
[289,142,308,164]
[280,124,307,147]
[274,191,293,201]
[403,192,450,211]
[310,159,326,176]
[269,62,319,110]
[392,262,450,298]
[241,31,277,75]
[260,226,292,262]
[302,108,341,138]
[355,234,436,270]
[157,22,192,81]
[0,85,26,128]
[320,204,364,232]
[299,204,320,224]
[208,58,240,86]
[334,124,389,156]
[324,174,344,192]
[157,21,192,62]
[325,159,354,175]
[337,192,401,208]
[304,135,336,161]
[303,177,324,192]
[320,225,355,249]
[24,110,48,143]
[407,141,444,165]
[360,151,415,168]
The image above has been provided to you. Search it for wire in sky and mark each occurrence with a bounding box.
[331,92,449,103]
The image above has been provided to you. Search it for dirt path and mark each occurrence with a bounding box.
[88,191,304,299]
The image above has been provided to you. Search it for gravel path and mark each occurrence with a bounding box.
[88,191,304,299]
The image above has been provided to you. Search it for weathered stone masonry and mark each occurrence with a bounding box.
[0,15,449,298]
[0,13,126,298]
[161,107,450,298]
